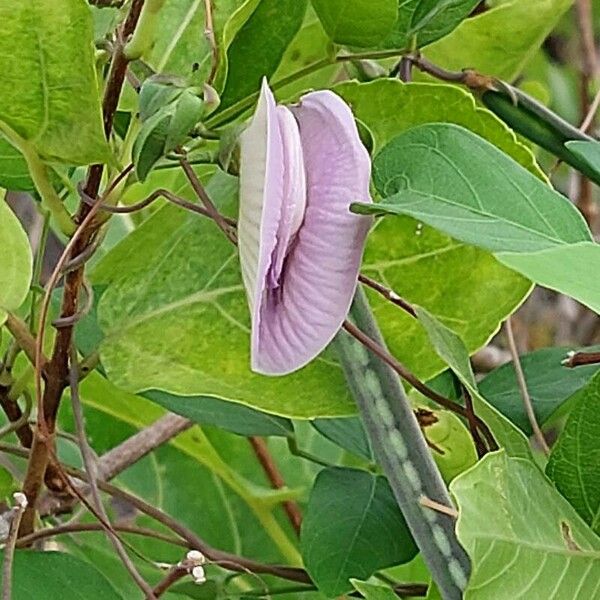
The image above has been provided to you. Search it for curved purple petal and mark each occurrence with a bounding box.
[253,90,373,375]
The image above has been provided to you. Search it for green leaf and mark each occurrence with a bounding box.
[0,138,32,191]
[0,0,109,164]
[547,372,600,534]
[480,346,600,434]
[145,0,245,82]
[271,6,338,102]
[301,467,418,597]
[335,80,543,170]
[351,579,399,600]
[0,551,123,599]
[496,242,600,314]
[423,0,574,81]
[218,0,308,110]
[310,0,398,46]
[452,451,600,599]
[380,0,480,49]
[311,417,373,461]
[142,389,293,437]
[415,306,532,458]
[0,194,32,326]
[364,123,591,253]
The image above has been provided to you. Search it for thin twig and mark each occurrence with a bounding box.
[179,156,238,243]
[17,523,186,549]
[418,495,458,519]
[203,0,218,85]
[68,347,156,598]
[248,437,302,535]
[505,318,550,455]
[2,493,28,600]
[358,274,417,317]
[562,350,600,367]
[342,321,498,451]
[461,386,488,459]
[575,0,599,225]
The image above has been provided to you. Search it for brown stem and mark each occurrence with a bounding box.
[179,157,238,244]
[153,566,188,597]
[505,319,550,455]
[19,0,147,537]
[248,437,302,535]
[4,314,48,374]
[0,384,33,448]
[575,0,599,226]
[2,494,27,600]
[96,413,192,480]
[358,274,417,318]
[17,523,186,549]
[461,386,488,459]
[68,348,156,598]
[563,350,600,367]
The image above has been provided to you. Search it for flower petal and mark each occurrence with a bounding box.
[255,90,373,375]
[238,80,306,369]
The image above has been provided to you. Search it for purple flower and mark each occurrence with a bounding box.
[239,80,372,375]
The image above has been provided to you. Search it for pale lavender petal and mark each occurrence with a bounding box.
[254,90,373,375]
[238,80,306,368]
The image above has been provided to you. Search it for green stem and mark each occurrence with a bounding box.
[334,288,470,600]
[205,47,407,129]
[0,122,75,235]
[123,0,167,60]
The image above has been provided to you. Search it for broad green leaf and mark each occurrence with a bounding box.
[142,389,293,437]
[218,0,308,110]
[334,79,543,165]
[497,242,600,314]
[363,124,591,253]
[310,0,398,46]
[351,579,399,600]
[301,467,417,597]
[452,451,600,599]
[424,0,574,81]
[272,6,339,102]
[0,194,33,326]
[311,417,373,461]
[547,373,600,534]
[415,306,532,458]
[0,0,109,164]
[0,551,123,599]
[380,0,480,50]
[480,346,600,434]
[0,138,32,191]
[145,0,244,82]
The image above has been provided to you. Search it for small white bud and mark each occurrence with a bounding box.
[186,550,205,564]
[191,565,206,584]
[389,291,401,302]
[13,493,27,509]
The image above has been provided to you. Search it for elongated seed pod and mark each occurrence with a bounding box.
[334,288,470,600]
[481,85,600,185]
